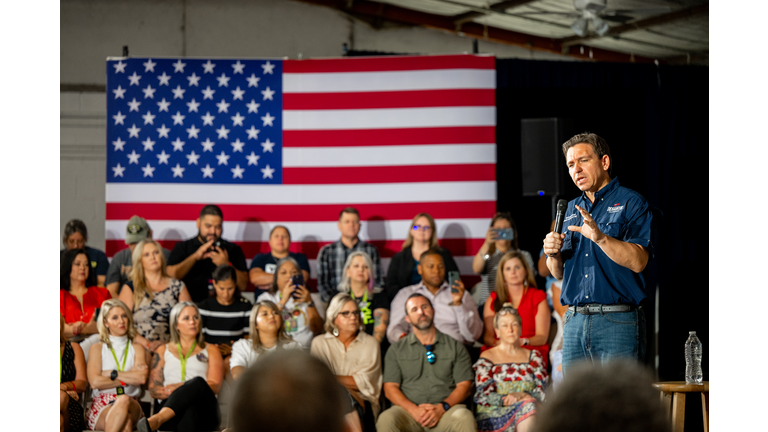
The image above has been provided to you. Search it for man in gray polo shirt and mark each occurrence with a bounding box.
[378,293,476,432]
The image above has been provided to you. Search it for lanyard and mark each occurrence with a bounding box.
[177,341,197,381]
[351,290,374,325]
[109,342,130,372]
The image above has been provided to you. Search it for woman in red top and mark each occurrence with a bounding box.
[482,251,551,362]
[60,249,111,338]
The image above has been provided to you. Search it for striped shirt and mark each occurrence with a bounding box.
[316,239,382,303]
[197,296,253,345]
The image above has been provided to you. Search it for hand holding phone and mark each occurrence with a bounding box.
[448,271,461,294]
[291,274,305,299]
[495,228,514,241]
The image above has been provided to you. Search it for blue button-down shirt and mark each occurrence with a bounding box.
[560,177,655,306]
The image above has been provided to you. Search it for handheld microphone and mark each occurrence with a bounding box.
[549,199,568,257]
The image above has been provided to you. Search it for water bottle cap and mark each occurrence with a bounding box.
[689,331,696,334]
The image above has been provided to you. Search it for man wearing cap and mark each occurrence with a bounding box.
[543,132,656,373]
[105,215,170,298]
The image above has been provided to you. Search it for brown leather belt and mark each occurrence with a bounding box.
[569,304,639,315]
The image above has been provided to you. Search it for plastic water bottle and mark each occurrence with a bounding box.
[684,331,703,384]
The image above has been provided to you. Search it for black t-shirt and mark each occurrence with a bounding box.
[167,237,248,302]
[197,296,253,345]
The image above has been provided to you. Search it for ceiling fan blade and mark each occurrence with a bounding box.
[603,7,672,16]
[600,14,634,23]
[513,11,581,17]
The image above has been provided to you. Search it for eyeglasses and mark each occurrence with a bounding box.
[338,310,360,318]
[425,344,436,364]
[412,225,432,232]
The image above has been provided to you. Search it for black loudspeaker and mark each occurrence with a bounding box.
[520,118,571,197]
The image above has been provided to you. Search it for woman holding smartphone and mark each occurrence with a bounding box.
[256,257,323,349]
[472,212,535,308]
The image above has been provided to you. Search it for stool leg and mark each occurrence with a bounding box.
[671,392,686,432]
[701,392,709,432]
[660,391,673,420]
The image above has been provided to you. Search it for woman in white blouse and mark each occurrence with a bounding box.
[230,300,302,380]
[139,302,223,432]
[311,293,382,432]
[256,257,323,349]
[86,299,148,432]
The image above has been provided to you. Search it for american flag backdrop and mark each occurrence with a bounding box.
[105,54,496,288]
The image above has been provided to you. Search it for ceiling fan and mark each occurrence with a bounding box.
[516,0,672,37]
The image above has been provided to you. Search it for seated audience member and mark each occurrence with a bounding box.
[483,252,550,361]
[311,293,383,431]
[472,213,535,308]
[106,216,170,298]
[60,249,111,339]
[230,300,302,380]
[86,299,149,432]
[140,302,223,432]
[317,207,383,304]
[534,360,671,432]
[61,218,110,287]
[118,239,192,355]
[230,350,350,432]
[249,225,310,290]
[337,251,389,344]
[60,314,87,432]
[197,264,253,371]
[474,304,547,432]
[385,213,459,302]
[387,249,482,345]
[378,294,476,432]
[166,205,248,302]
[256,257,323,349]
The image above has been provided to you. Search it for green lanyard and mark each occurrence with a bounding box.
[350,290,374,325]
[109,342,130,372]
[177,341,197,381]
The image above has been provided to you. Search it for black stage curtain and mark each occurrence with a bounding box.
[495,59,709,384]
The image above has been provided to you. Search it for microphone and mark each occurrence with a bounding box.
[549,199,568,257]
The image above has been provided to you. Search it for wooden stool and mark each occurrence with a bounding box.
[652,381,709,432]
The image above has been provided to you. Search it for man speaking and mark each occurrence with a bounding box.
[543,133,655,374]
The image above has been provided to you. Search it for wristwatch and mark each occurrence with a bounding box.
[110,370,118,381]
[442,401,451,412]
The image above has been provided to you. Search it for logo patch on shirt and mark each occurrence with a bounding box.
[607,203,624,213]
[265,263,276,274]
[564,213,579,222]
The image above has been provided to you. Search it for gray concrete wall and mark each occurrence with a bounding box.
[61,0,577,250]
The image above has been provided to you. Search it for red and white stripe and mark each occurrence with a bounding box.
[105,54,496,288]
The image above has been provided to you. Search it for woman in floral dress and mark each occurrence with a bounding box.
[474,303,547,432]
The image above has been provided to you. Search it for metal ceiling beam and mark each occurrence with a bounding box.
[294,0,660,63]
[452,0,537,25]
[561,3,709,47]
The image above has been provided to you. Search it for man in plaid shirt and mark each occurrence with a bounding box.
[316,207,383,304]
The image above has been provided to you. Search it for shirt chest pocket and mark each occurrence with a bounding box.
[598,222,621,238]
[400,355,424,380]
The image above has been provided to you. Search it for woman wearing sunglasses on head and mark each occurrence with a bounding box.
[311,293,382,432]
[384,213,459,302]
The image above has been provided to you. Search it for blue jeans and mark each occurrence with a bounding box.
[561,307,646,375]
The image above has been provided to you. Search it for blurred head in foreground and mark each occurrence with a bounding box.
[230,349,348,432]
[534,360,670,432]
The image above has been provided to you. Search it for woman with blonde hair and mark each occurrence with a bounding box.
[230,300,302,379]
[337,251,389,344]
[384,212,459,301]
[86,299,148,431]
[482,251,550,361]
[60,314,87,432]
[311,293,382,432]
[140,302,223,432]
[119,239,191,354]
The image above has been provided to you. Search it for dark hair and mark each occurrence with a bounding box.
[535,360,670,432]
[338,207,360,221]
[211,264,241,300]
[62,219,88,245]
[418,248,444,263]
[270,257,300,295]
[199,204,223,219]
[231,350,347,432]
[404,292,433,314]
[562,132,613,176]
[60,249,89,290]
[488,212,519,252]
[270,225,291,241]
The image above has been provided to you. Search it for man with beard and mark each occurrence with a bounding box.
[377,293,476,432]
[387,249,482,345]
[167,205,248,302]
